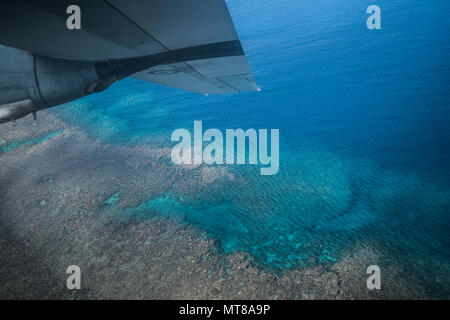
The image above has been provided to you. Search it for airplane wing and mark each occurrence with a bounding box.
[0,0,257,94]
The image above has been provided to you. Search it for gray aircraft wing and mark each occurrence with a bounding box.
[0,0,257,94]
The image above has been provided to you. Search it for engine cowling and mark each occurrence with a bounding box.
[0,45,99,123]
[0,44,169,124]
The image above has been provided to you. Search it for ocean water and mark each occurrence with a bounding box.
[53,0,449,292]
[0,130,63,153]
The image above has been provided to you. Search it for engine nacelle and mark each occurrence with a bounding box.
[0,45,99,123]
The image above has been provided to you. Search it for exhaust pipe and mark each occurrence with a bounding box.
[0,99,36,123]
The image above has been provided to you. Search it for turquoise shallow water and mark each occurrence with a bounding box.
[0,130,63,153]
[53,0,449,292]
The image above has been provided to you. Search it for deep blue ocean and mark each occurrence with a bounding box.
[53,0,449,291]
